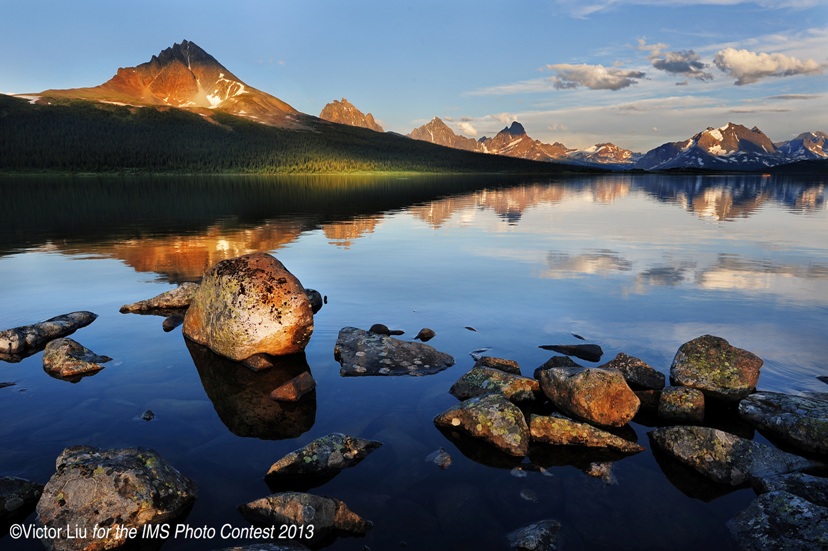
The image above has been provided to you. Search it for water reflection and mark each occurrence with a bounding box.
[186,339,316,440]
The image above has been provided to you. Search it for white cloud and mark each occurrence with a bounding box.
[457,121,478,136]
[713,47,824,84]
[638,39,713,81]
[546,63,646,90]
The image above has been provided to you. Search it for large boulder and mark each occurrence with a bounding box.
[239,492,371,544]
[37,446,197,551]
[599,352,665,390]
[119,282,199,312]
[334,327,454,376]
[183,253,314,361]
[649,426,819,486]
[265,433,382,480]
[0,476,43,522]
[0,311,97,362]
[537,366,639,427]
[42,338,112,379]
[450,366,540,403]
[529,413,644,454]
[738,391,828,456]
[434,394,530,457]
[669,335,762,401]
[727,491,828,551]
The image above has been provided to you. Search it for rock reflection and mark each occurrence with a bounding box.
[435,426,524,469]
[649,445,742,502]
[185,338,315,440]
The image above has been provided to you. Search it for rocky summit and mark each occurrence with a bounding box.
[319,98,383,132]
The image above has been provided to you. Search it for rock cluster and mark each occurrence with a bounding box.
[0,311,98,361]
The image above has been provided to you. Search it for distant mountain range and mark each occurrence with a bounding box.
[10,39,827,173]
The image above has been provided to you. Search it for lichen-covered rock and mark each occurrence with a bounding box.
[529,414,644,453]
[599,352,665,390]
[738,391,828,456]
[0,476,43,522]
[434,394,530,456]
[269,371,317,402]
[334,326,454,376]
[0,311,97,361]
[727,491,828,551]
[119,282,199,312]
[474,356,521,375]
[756,473,828,507]
[450,366,540,403]
[183,253,314,361]
[537,366,639,427]
[37,446,197,551]
[239,492,371,543]
[658,386,704,424]
[539,343,603,362]
[649,426,818,486]
[42,338,112,379]
[265,433,381,479]
[507,519,561,550]
[669,335,762,402]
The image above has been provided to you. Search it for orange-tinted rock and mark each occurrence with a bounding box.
[183,253,314,361]
[270,371,316,402]
[538,366,640,427]
[529,414,644,453]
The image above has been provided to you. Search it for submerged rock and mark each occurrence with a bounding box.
[539,343,603,362]
[119,282,199,312]
[599,352,665,390]
[0,476,43,522]
[42,338,112,379]
[738,391,828,456]
[0,311,97,362]
[507,519,561,551]
[474,356,521,375]
[529,413,644,453]
[335,326,454,376]
[658,386,705,424]
[265,433,381,479]
[37,446,197,551]
[415,327,437,342]
[649,426,818,486]
[434,394,530,457]
[269,371,316,402]
[425,448,452,469]
[670,335,762,402]
[450,366,540,403]
[239,492,371,543]
[727,491,828,551]
[183,253,314,361]
[537,366,639,427]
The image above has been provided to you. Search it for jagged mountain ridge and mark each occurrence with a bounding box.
[319,98,383,132]
[38,40,301,127]
[408,117,478,151]
[775,131,828,162]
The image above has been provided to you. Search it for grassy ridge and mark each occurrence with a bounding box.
[0,95,598,174]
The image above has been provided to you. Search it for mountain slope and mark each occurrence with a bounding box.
[408,117,478,151]
[478,122,573,161]
[319,98,383,132]
[38,40,301,127]
[775,131,828,162]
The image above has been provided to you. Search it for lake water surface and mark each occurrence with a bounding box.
[1,173,826,550]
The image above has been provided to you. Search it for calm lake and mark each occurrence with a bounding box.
[1,173,827,550]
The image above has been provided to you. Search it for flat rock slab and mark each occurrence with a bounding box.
[0,311,97,362]
[434,394,530,457]
[37,446,197,551]
[599,352,665,390]
[334,327,454,376]
[42,338,112,379]
[450,366,540,403]
[739,391,828,456]
[119,282,200,312]
[539,343,603,362]
[529,413,644,453]
[0,476,43,522]
[266,433,381,479]
[474,356,521,375]
[239,491,371,544]
[670,334,762,402]
[727,490,828,551]
[507,519,562,551]
[537,366,640,427]
[756,473,828,507]
[649,426,819,486]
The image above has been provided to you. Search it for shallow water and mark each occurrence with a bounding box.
[1,173,826,550]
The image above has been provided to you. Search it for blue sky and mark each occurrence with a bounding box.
[2,0,826,150]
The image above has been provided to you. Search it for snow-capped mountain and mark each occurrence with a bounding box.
[319,98,384,132]
[566,143,642,167]
[36,40,300,127]
[775,131,828,162]
[478,122,572,161]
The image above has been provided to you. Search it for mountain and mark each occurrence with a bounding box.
[566,143,641,167]
[635,123,782,171]
[408,117,478,151]
[319,98,383,132]
[37,40,301,127]
[479,122,573,161]
[775,131,828,162]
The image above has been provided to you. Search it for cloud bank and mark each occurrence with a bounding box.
[638,39,713,81]
[713,48,824,84]
[546,63,645,90]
